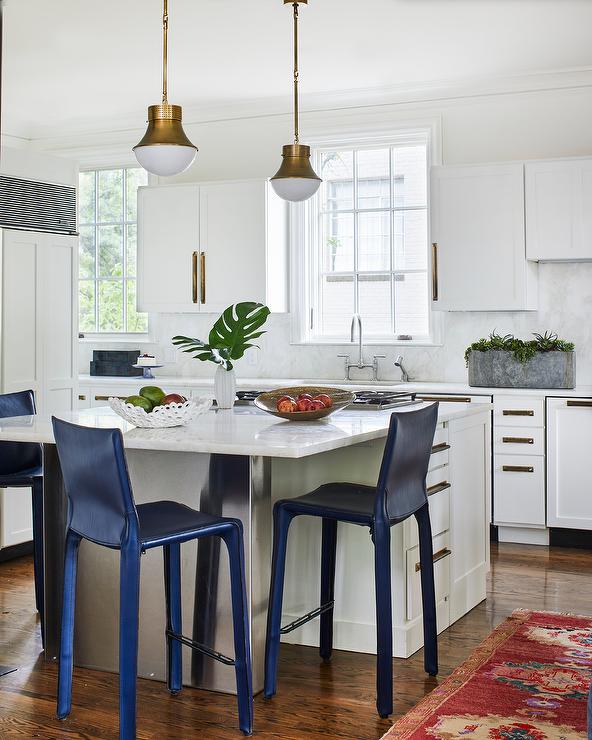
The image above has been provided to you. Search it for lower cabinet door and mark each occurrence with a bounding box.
[494,454,545,526]
[404,486,450,549]
[0,487,33,548]
[547,397,592,529]
[406,532,451,621]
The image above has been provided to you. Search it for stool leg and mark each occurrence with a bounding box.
[264,504,294,700]
[164,543,183,694]
[31,476,45,646]
[57,529,81,719]
[119,545,141,740]
[415,503,438,676]
[373,522,393,718]
[222,522,253,736]
[319,518,337,662]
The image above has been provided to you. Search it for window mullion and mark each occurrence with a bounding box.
[352,151,359,315]
[122,169,127,332]
[94,170,99,332]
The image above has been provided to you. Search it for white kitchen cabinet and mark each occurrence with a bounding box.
[1,229,78,414]
[137,179,288,314]
[526,158,592,261]
[547,397,592,529]
[0,487,33,548]
[430,163,537,311]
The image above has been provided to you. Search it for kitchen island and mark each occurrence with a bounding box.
[0,401,491,694]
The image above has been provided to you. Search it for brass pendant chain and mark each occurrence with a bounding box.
[293,1,299,144]
[162,0,169,104]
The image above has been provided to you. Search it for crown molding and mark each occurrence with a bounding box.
[29,66,592,160]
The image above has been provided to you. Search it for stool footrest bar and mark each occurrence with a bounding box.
[166,629,235,666]
[280,600,335,635]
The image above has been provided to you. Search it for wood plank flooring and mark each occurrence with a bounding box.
[1,543,591,739]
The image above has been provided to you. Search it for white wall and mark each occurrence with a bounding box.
[75,82,592,384]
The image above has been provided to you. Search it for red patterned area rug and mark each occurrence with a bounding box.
[382,609,590,739]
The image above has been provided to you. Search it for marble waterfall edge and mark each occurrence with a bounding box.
[468,350,575,389]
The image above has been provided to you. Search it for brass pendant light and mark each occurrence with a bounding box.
[271,1,321,202]
[133,0,197,177]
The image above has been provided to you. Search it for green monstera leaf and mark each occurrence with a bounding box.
[172,302,270,371]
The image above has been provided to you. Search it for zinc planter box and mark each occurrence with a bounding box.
[467,350,575,389]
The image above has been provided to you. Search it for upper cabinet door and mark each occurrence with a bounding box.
[525,158,592,261]
[431,163,536,311]
[137,184,200,313]
[199,180,283,313]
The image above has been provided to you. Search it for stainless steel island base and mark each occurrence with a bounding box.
[43,445,271,695]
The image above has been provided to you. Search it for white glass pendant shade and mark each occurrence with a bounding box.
[271,176,321,202]
[134,144,197,177]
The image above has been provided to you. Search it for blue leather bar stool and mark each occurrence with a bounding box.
[51,417,253,739]
[0,390,44,642]
[264,402,439,718]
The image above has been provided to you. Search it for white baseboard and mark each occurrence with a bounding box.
[497,525,549,546]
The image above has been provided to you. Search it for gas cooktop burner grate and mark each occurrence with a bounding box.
[349,390,420,410]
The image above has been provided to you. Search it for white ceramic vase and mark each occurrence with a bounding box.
[214,365,236,409]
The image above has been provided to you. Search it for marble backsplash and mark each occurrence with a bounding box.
[79,262,592,385]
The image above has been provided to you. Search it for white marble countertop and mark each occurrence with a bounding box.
[0,402,491,459]
[78,374,592,398]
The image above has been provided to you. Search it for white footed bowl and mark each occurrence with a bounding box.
[109,397,212,428]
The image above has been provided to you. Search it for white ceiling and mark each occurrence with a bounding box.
[3,0,592,141]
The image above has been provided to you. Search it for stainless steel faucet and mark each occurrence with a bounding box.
[338,313,385,381]
[394,354,410,382]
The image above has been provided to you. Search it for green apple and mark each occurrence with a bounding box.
[125,395,153,413]
[139,386,165,408]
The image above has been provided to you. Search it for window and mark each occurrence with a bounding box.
[78,167,149,334]
[299,133,432,342]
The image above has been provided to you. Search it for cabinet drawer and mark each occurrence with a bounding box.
[406,532,450,621]
[426,468,450,491]
[405,486,450,549]
[494,425,544,456]
[494,396,544,428]
[494,454,545,526]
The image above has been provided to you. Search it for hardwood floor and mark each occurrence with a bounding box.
[1,543,591,739]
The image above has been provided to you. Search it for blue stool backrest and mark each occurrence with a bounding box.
[374,403,439,524]
[52,417,139,548]
[0,390,42,476]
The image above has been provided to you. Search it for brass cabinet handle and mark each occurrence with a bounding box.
[567,400,592,408]
[427,481,451,497]
[78,395,87,401]
[416,547,451,572]
[95,395,127,401]
[502,436,534,444]
[200,252,206,304]
[502,409,534,416]
[431,442,451,454]
[431,242,438,301]
[418,395,472,403]
[192,252,198,304]
[502,465,534,473]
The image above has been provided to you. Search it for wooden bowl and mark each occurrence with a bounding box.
[254,386,355,421]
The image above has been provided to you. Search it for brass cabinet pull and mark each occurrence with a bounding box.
[502,464,534,473]
[431,242,438,301]
[78,395,87,401]
[502,409,534,416]
[416,547,451,572]
[502,436,534,444]
[427,481,451,497]
[95,395,127,401]
[567,400,592,408]
[192,252,198,304]
[200,252,206,304]
[431,442,451,454]
[418,395,472,403]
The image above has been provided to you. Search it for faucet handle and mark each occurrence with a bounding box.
[337,354,350,359]
[373,354,386,360]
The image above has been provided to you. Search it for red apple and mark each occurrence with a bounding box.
[277,395,292,405]
[310,399,325,410]
[297,393,314,401]
[161,393,186,406]
[277,398,297,413]
[314,393,333,408]
[296,398,313,412]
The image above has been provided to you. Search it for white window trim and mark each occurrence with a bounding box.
[290,119,443,346]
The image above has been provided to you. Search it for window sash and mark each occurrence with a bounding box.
[79,167,147,334]
[304,138,431,342]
